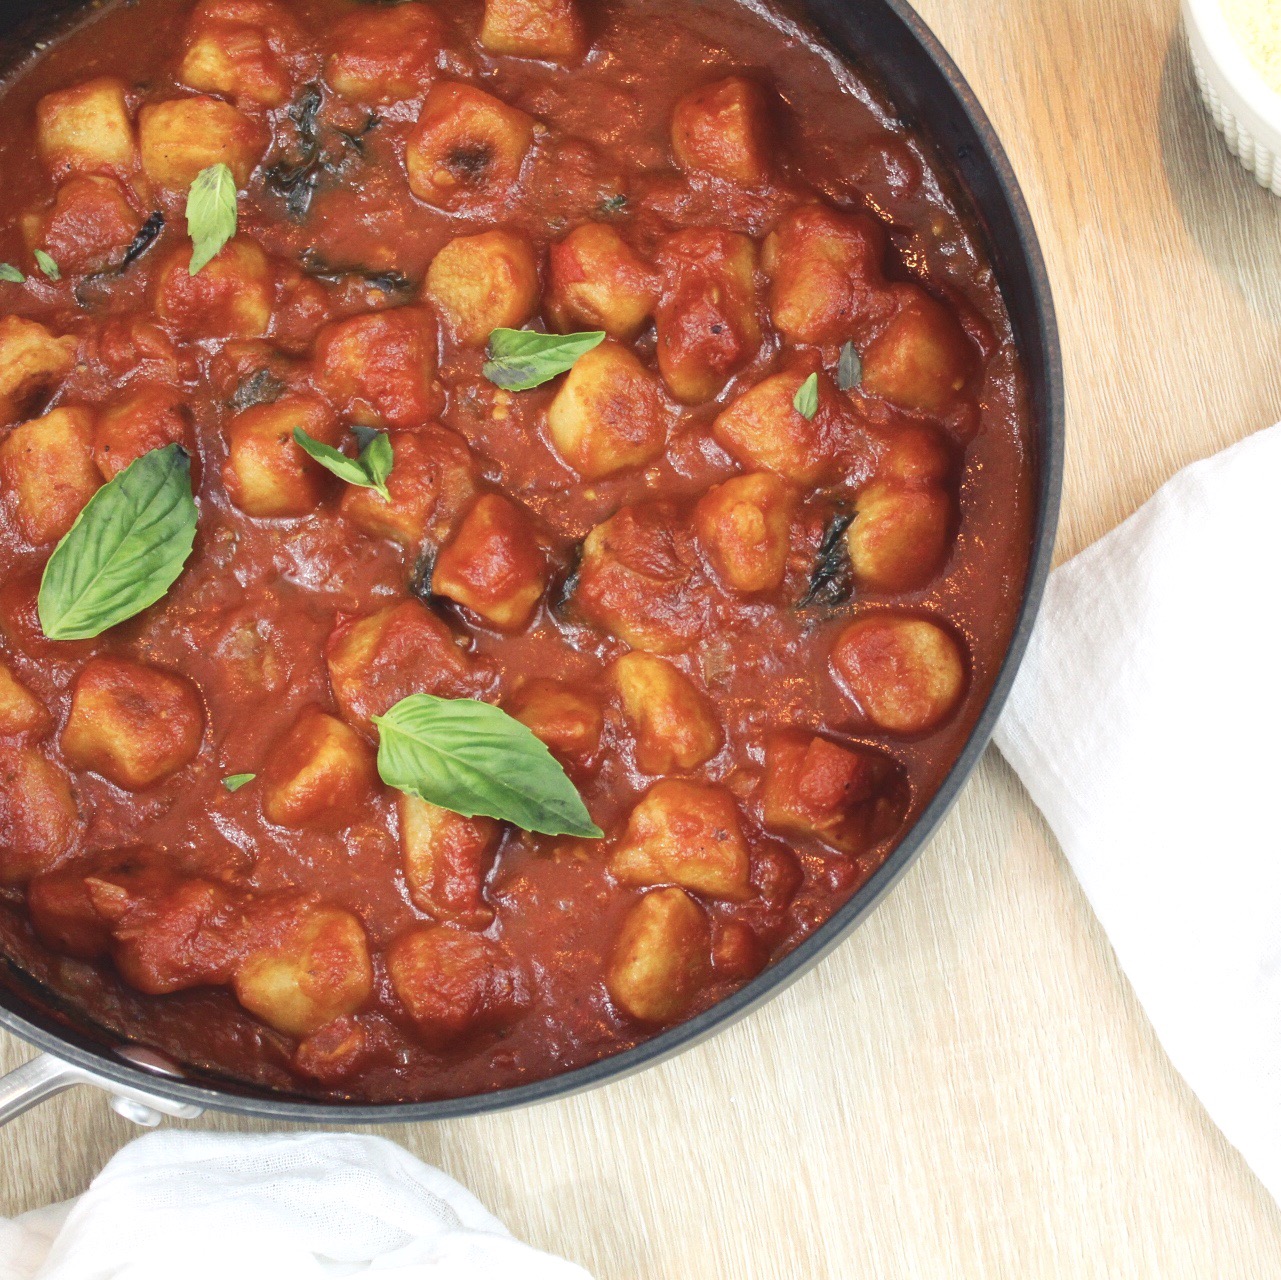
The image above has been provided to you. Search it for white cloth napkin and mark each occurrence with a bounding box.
[0,1131,592,1280]
[994,422,1281,1203]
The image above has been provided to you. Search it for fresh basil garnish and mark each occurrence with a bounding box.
[186,163,238,275]
[34,250,61,281]
[373,694,603,838]
[0,263,23,283]
[793,372,819,420]
[483,328,606,392]
[293,426,393,501]
[38,444,198,641]
[798,506,855,611]
[837,341,862,391]
[222,773,256,792]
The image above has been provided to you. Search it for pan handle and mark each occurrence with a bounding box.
[0,1052,205,1127]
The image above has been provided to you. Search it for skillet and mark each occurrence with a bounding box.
[0,0,1063,1128]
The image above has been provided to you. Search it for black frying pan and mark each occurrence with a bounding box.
[0,0,1064,1128]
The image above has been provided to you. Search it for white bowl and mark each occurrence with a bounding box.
[1184,0,1281,193]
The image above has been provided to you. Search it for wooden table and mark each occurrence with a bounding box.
[6,0,1281,1272]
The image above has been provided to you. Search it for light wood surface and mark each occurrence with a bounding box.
[7,0,1281,1274]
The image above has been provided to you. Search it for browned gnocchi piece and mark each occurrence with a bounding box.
[387,925,526,1042]
[61,658,205,791]
[22,176,144,276]
[860,286,973,415]
[610,778,751,900]
[574,503,711,654]
[151,239,274,340]
[92,384,190,480]
[179,0,300,108]
[326,3,442,103]
[711,918,766,980]
[830,614,966,734]
[222,392,339,518]
[0,316,78,428]
[670,75,773,186]
[234,905,374,1037]
[655,228,762,404]
[876,423,953,486]
[405,82,536,213]
[105,875,240,994]
[480,0,587,61]
[399,794,500,926]
[547,222,657,340]
[26,861,117,959]
[606,886,709,1023]
[340,426,477,548]
[847,481,953,592]
[506,678,603,772]
[607,653,722,775]
[546,340,666,479]
[313,307,444,430]
[431,494,548,631]
[36,77,138,180]
[762,203,890,347]
[292,1016,367,1082]
[0,661,50,739]
[424,230,540,348]
[0,747,78,886]
[693,471,795,593]
[325,599,475,735]
[0,407,101,546]
[138,96,267,190]
[261,708,378,829]
[711,369,851,485]
[761,729,905,854]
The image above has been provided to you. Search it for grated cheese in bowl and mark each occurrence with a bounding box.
[1222,0,1281,96]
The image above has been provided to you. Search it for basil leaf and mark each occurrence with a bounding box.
[38,444,198,641]
[222,773,256,792]
[793,372,819,420]
[34,250,61,281]
[0,263,23,283]
[483,328,605,391]
[373,694,603,838]
[293,427,393,501]
[837,341,862,391]
[187,163,238,275]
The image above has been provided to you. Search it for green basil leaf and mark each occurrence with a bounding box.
[483,328,606,392]
[222,773,256,792]
[293,427,393,501]
[837,341,862,391]
[358,429,393,494]
[38,444,198,641]
[793,372,819,420]
[187,163,238,275]
[373,694,603,838]
[0,263,24,283]
[34,250,61,281]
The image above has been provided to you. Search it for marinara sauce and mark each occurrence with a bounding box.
[0,0,1033,1101]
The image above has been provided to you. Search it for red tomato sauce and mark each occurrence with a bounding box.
[0,0,1033,1101]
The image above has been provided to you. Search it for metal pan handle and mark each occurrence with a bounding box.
[0,1052,205,1127]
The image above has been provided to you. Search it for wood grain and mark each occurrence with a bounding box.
[7,0,1281,1274]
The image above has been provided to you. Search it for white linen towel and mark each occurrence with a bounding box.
[994,421,1281,1204]
[0,1131,593,1280]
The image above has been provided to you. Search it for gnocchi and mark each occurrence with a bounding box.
[606,887,709,1023]
[610,778,751,900]
[830,615,967,734]
[61,658,205,790]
